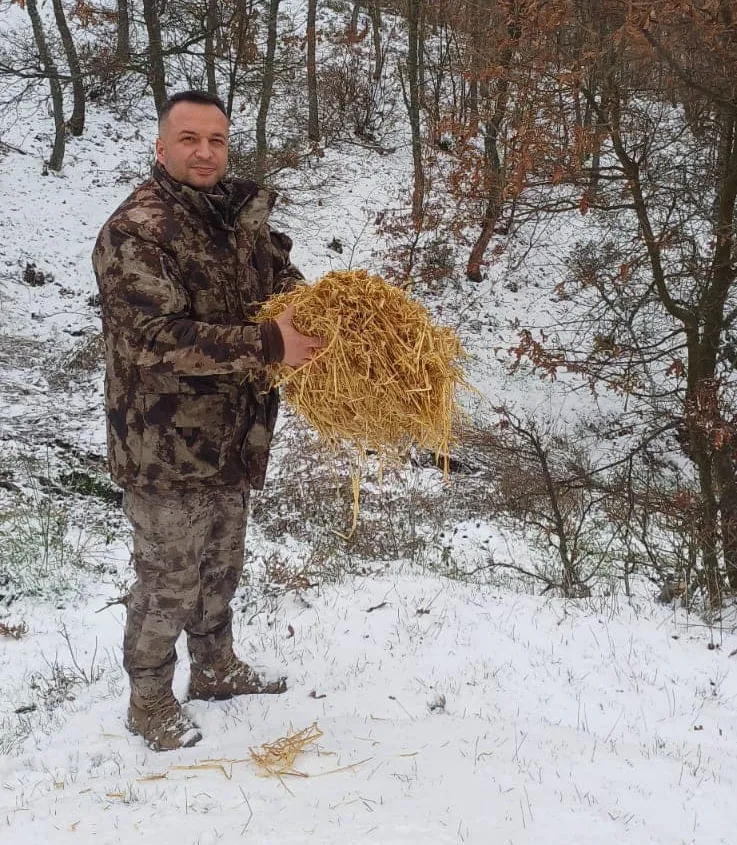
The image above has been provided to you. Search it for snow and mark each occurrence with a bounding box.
[2,9,737,844]
[2,568,736,844]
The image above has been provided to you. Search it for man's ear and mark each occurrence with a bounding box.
[154,137,164,164]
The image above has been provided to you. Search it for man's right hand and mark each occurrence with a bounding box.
[274,304,325,367]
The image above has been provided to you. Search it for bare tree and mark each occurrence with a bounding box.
[307,0,319,141]
[369,0,383,81]
[142,0,167,114]
[50,0,84,135]
[25,0,65,170]
[204,0,218,96]
[501,0,737,606]
[222,1,259,117]
[254,0,280,180]
[406,0,424,227]
[465,3,520,283]
[116,0,131,62]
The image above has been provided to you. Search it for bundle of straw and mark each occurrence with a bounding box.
[258,269,468,470]
[250,722,324,777]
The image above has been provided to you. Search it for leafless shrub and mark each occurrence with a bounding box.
[0,334,46,372]
[64,332,105,374]
[29,662,80,710]
[252,422,452,580]
[0,620,27,639]
[262,551,316,594]
[452,409,708,602]
[228,132,306,182]
[317,30,398,146]
[46,332,105,390]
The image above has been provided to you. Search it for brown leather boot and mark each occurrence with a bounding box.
[127,688,202,752]
[188,654,287,701]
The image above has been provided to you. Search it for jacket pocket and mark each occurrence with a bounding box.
[140,393,227,482]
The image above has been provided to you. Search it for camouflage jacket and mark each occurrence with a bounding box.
[92,163,302,491]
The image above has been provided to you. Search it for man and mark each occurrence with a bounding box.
[92,90,322,752]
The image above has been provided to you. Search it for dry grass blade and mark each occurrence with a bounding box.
[250,722,324,777]
[168,758,248,780]
[258,269,470,471]
[136,758,251,784]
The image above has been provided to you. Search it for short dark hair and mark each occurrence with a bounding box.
[159,90,228,125]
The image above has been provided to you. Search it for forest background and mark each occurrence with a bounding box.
[4,0,732,604]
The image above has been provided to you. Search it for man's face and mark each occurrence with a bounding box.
[155,101,229,190]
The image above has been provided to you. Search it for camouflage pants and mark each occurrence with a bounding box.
[122,485,249,696]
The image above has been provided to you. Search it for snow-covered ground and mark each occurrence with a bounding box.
[3,561,736,845]
[2,14,737,841]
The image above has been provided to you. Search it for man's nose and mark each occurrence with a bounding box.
[194,140,214,159]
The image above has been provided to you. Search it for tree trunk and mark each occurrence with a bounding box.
[468,79,478,133]
[142,0,168,116]
[417,4,426,109]
[466,10,518,283]
[692,441,723,607]
[349,1,360,37]
[531,430,582,597]
[466,137,504,279]
[307,0,319,141]
[226,5,247,117]
[406,0,424,228]
[51,0,85,136]
[715,448,737,588]
[116,0,131,62]
[704,113,737,588]
[26,0,65,170]
[464,0,490,133]
[616,137,721,603]
[205,0,218,96]
[369,0,382,81]
[585,23,614,197]
[606,86,733,607]
[255,0,280,181]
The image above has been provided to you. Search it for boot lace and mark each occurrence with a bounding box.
[146,690,186,726]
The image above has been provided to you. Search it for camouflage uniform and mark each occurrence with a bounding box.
[93,164,298,748]
[121,485,249,696]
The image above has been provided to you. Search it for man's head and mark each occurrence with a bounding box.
[155,91,229,190]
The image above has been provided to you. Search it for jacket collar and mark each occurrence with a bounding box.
[152,163,272,231]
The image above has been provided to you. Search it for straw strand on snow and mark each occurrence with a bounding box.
[250,722,324,777]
